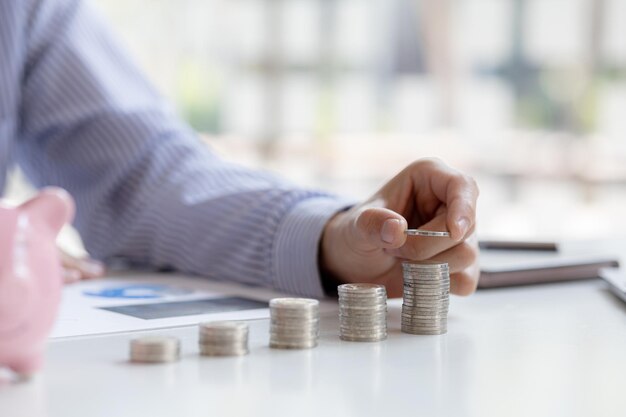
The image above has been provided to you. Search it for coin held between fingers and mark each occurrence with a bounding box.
[404,229,451,238]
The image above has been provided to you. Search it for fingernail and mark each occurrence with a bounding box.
[381,219,400,244]
[80,260,105,276]
[456,217,470,240]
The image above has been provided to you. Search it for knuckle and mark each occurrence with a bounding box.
[355,208,379,236]
[414,157,444,170]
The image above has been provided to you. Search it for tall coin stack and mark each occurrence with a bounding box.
[199,321,249,356]
[338,283,387,342]
[269,298,319,349]
[401,261,450,335]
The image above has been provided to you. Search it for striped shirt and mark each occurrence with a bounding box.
[0,0,351,297]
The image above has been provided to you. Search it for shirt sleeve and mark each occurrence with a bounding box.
[15,0,354,298]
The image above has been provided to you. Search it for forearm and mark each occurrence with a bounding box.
[16,0,354,296]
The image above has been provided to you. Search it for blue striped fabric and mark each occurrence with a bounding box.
[0,0,352,297]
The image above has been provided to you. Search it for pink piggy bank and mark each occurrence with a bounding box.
[0,188,74,376]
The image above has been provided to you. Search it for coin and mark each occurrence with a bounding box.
[405,229,451,237]
[338,283,387,342]
[401,260,450,336]
[269,297,320,350]
[198,321,249,357]
[130,336,180,363]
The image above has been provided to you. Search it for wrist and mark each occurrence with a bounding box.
[319,210,350,295]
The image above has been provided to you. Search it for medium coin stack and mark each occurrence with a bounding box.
[269,298,319,349]
[401,261,450,335]
[338,283,387,342]
[199,321,249,356]
[129,336,181,363]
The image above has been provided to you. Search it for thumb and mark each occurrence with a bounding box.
[354,207,408,249]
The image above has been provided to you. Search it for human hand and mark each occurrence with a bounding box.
[320,158,479,298]
[61,250,105,283]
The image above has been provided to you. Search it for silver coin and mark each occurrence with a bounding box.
[340,320,387,326]
[403,286,450,293]
[401,322,447,330]
[401,319,447,325]
[403,276,449,281]
[403,302,449,307]
[338,297,387,304]
[403,288,449,293]
[340,311,388,317]
[270,339,318,349]
[340,329,388,337]
[269,297,320,349]
[402,309,449,315]
[199,347,249,356]
[130,336,180,363]
[339,304,386,310]
[340,315,387,322]
[200,320,248,331]
[403,293,449,300]
[403,298,449,304]
[401,327,447,334]
[402,313,448,320]
[340,334,387,342]
[340,318,387,324]
[337,283,386,293]
[401,325,447,331]
[402,277,450,287]
[338,296,386,303]
[402,261,450,271]
[404,229,450,237]
[270,297,319,309]
[401,323,447,329]
[402,304,449,310]
[199,343,249,355]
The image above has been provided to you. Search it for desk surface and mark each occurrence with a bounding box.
[3,278,626,417]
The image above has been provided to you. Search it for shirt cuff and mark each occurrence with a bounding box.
[272,197,354,298]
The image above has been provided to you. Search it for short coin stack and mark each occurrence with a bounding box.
[199,321,249,356]
[401,261,450,335]
[129,336,181,363]
[338,283,387,342]
[269,298,319,349]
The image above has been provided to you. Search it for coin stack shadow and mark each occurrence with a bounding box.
[199,321,249,356]
[338,284,387,342]
[401,261,450,335]
[269,298,319,349]
[130,336,181,363]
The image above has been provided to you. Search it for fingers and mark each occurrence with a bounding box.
[61,251,105,284]
[406,158,479,241]
[385,213,472,260]
[429,237,478,273]
[388,231,480,296]
[433,234,480,295]
[353,207,408,250]
[445,176,479,241]
[450,263,480,296]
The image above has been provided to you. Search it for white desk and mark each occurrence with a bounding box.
[2,278,626,417]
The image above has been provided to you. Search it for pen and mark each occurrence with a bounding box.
[478,240,558,252]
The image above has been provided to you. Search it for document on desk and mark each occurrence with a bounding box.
[51,272,288,339]
[479,244,620,288]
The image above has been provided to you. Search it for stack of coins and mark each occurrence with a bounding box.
[129,336,180,363]
[338,283,387,342]
[269,298,319,349]
[199,321,249,356]
[401,261,450,335]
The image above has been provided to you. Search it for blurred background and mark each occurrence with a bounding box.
[10,0,626,247]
